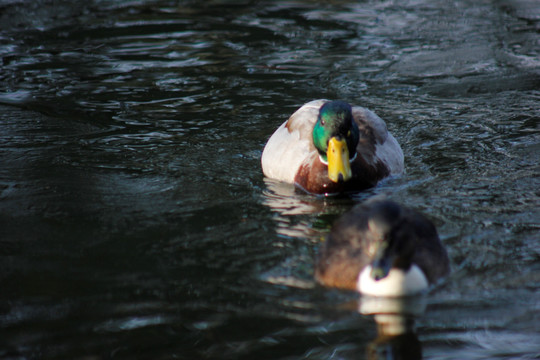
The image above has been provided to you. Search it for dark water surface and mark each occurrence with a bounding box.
[1,0,539,359]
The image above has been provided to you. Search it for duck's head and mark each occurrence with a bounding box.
[366,202,417,281]
[313,101,360,183]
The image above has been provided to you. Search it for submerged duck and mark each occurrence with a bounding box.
[315,199,450,296]
[261,99,404,195]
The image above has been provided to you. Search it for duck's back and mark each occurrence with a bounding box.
[351,107,404,176]
[405,210,450,284]
[315,205,377,290]
[261,100,324,183]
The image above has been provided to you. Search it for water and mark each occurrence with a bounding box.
[0,0,538,358]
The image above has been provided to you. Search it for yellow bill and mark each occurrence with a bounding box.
[327,137,352,182]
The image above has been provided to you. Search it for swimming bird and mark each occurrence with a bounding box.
[261,99,404,195]
[315,199,450,296]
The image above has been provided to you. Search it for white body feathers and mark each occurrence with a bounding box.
[357,264,429,297]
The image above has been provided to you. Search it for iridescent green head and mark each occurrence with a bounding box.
[313,101,359,182]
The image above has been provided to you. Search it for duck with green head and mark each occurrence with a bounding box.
[261,99,404,195]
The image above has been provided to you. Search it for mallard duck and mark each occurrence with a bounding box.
[315,199,450,296]
[261,99,404,195]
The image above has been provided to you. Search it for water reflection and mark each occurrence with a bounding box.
[262,178,325,216]
[261,177,361,241]
[359,296,427,360]
[261,177,385,239]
